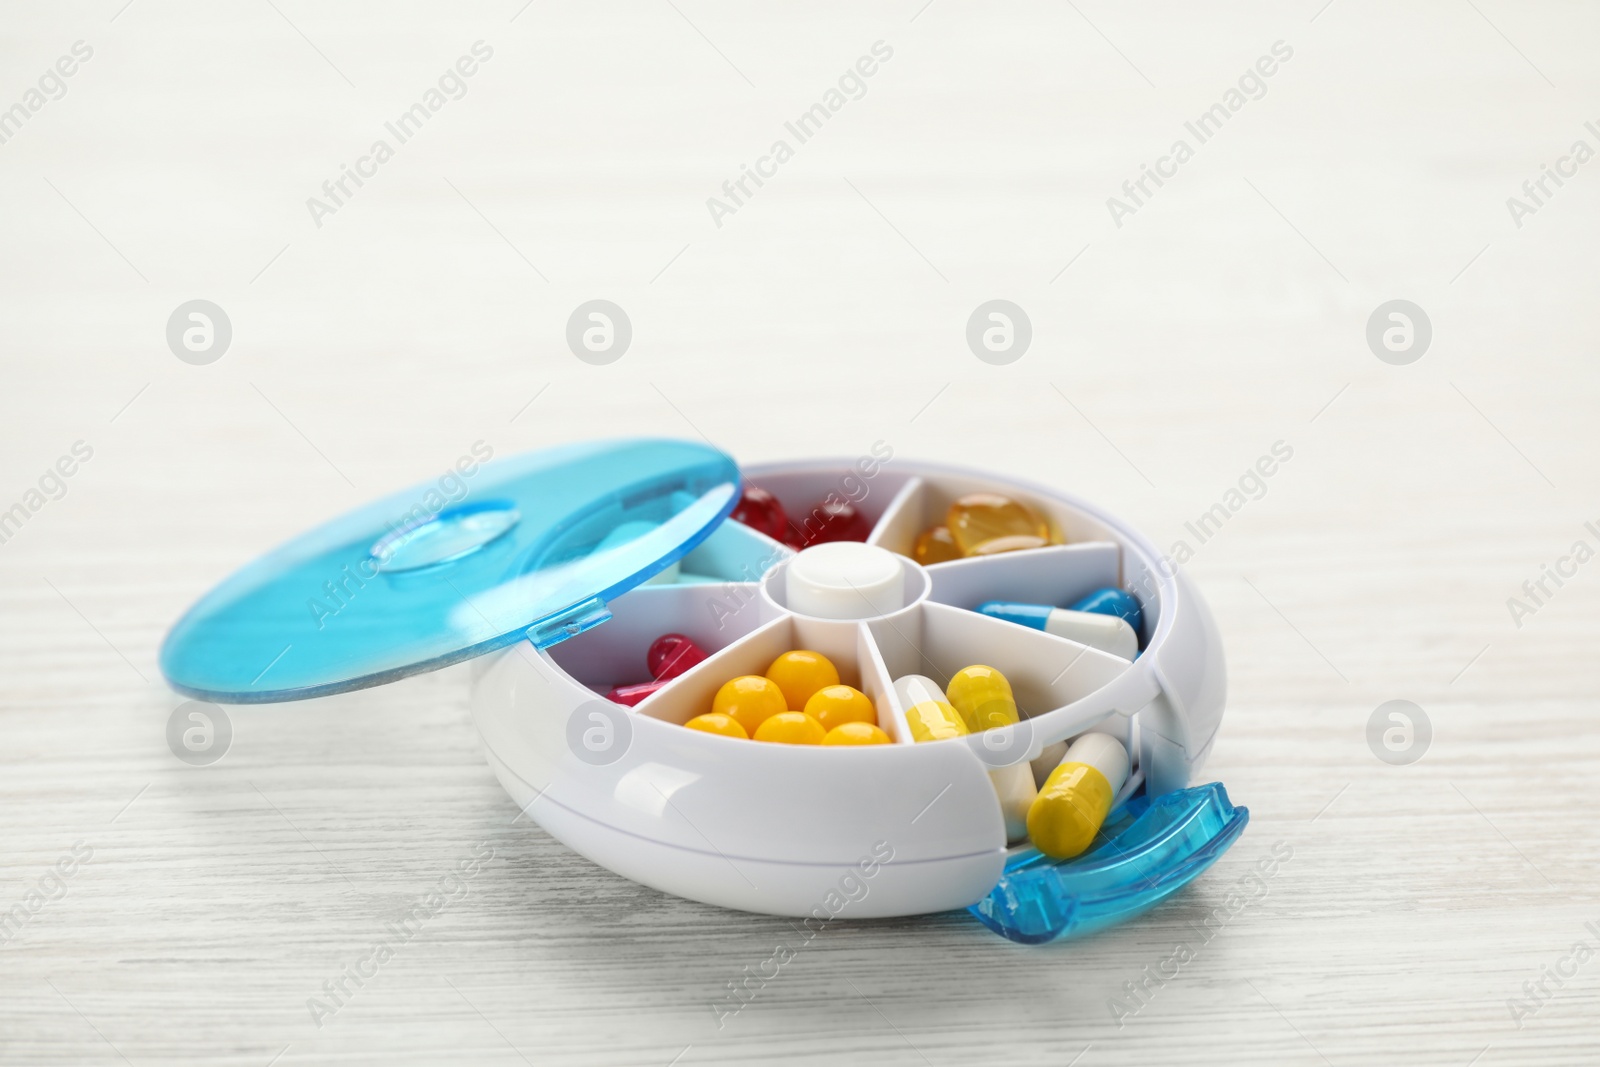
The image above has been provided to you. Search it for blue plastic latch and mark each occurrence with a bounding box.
[970,782,1249,944]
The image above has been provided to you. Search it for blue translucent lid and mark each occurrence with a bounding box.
[160,439,740,703]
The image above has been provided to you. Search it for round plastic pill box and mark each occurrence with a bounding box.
[161,440,1242,935]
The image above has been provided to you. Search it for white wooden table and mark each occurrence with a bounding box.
[3,1,1597,1063]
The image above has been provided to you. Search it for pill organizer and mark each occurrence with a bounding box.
[160,439,1246,936]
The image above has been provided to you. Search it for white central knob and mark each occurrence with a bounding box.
[784,542,905,620]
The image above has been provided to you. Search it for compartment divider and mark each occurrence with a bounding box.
[1112,761,1145,814]
[633,614,794,724]
[924,542,1123,612]
[864,476,925,552]
[913,601,1134,745]
[863,602,937,689]
[543,580,771,689]
[738,462,913,539]
[787,616,870,691]
[855,622,914,744]
[855,467,1122,547]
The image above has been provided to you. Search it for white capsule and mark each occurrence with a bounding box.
[1040,610,1136,660]
[1063,732,1131,794]
[989,762,1038,845]
[1031,739,1068,789]
[979,601,1137,660]
[892,673,948,711]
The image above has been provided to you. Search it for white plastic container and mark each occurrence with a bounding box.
[468,457,1225,918]
[160,441,1226,921]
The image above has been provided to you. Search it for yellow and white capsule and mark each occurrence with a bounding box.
[894,675,967,742]
[904,700,968,742]
[947,666,1034,840]
[945,664,1019,733]
[893,673,947,711]
[1027,732,1130,860]
[897,674,1035,841]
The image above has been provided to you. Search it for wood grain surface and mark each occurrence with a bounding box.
[2,1,1598,1064]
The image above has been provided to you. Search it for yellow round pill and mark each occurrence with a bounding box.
[752,711,826,745]
[682,712,749,740]
[803,684,876,732]
[764,650,839,711]
[945,664,1019,733]
[822,721,891,746]
[947,493,1050,556]
[712,675,787,735]
[905,700,969,743]
[912,524,963,565]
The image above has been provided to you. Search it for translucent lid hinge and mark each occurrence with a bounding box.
[526,596,612,649]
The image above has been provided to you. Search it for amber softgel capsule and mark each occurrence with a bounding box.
[946,493,1050,556]
[911,525,963,565]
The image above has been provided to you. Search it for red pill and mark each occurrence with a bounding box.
[606,679,668,706]
[730,486,789,543]
[785,499,871,548]
[648,633,708,680]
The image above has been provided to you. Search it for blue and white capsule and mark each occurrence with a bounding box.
[1065,587,1142,634]
[977,589,1140,661]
